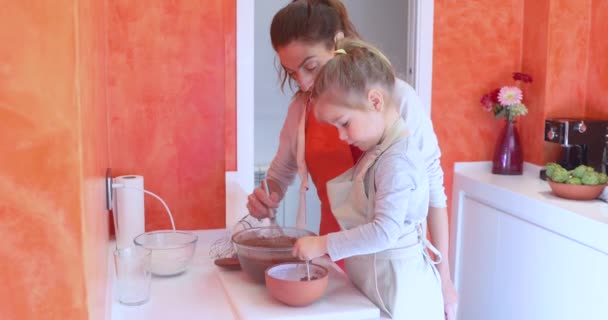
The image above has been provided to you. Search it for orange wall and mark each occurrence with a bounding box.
[521,0,597,164]
[106,0,234,231]
[79,1,111,319]
[586,0,608,119]
[432,0,525,215]
[0,1,108,319]
[1,1,235,318]
[225,1,237,171]
[433,0,608,211]
[520,0,551,165]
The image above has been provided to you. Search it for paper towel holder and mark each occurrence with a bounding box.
[106,168,113,211]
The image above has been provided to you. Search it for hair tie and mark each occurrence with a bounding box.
[334,48,347,55]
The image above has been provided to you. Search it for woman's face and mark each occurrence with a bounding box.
[277,41,335,92]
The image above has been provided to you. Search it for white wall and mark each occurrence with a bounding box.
[253,0,412,233]
[226,0,255,228]
[342,0,409,80]
[254,0,303,230]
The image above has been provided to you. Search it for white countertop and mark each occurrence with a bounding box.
[109,229,382,320]
[110,229,237,320]
[453,161,608,254]
[216,256,379,320]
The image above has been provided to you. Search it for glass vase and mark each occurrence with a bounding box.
[492,120,523,175]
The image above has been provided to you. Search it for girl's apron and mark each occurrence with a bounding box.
[326,118,444,320]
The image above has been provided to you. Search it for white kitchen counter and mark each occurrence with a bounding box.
[450,161,608,320]
[109,229,237,320]
[109,229,382,320]
[452,161,608,254]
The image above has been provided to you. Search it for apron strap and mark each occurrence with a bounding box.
[295,94,311,229]
[417,224,442,265]
[353,119,409,183]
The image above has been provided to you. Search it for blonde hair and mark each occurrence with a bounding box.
[311,38,395,104]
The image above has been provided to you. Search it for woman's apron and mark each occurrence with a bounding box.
[295,95,360,235]
[326,118,444,320]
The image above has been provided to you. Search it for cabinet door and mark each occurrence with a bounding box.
[456,196,608,320]
[493,210,607,320]
[456,197,501,320]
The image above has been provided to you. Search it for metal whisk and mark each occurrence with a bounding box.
[209,214,263,259]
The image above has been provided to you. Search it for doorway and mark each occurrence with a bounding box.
[231,0,434,230]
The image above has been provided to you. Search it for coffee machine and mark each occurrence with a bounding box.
[544,119,608,176]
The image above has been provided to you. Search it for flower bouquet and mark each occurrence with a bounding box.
[481,72,533,175]
[481,72,532,122]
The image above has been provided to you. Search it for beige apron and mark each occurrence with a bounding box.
[327,118,444,320]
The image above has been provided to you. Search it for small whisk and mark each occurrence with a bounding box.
[209,214,262,259]
[209,180,285,260]
[305,260,311,281]
[264,179,284,236]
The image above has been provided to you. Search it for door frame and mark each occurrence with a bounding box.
[226,0,254,227]
[406,0,434,115]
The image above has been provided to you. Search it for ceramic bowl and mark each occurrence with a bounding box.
[231,227,316,283]
[265,262,329,307]
[547,179,607,200]
[134,230,198,276]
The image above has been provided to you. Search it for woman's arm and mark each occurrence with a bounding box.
[427,207,450,276]
[247,96,304,218]
[397,79,458,319]
[264,95,306,199]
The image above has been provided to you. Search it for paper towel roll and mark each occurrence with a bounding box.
[114,175,145,249]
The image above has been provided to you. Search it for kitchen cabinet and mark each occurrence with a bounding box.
[451,162,608,320]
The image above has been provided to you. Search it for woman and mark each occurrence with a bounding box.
[246,1,458,318]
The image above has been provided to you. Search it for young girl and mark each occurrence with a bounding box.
[292,38,444,320]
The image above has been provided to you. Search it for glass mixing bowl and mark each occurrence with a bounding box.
[134,230,198,276]
[231,227,316,283]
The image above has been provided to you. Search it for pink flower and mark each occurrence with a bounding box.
[513,72,533,83]
[498,86,522,106]
[481,72,531,122]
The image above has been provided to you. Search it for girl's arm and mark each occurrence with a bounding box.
[324,149,424,261]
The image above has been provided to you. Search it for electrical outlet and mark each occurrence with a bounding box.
[106,168,113,211]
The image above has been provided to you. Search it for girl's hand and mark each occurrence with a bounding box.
[292,236,328,261]
[246,184,280,219]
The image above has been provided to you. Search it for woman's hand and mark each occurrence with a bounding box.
[441,278,458,320]
[246,181,280,219]
[292,236,328,261]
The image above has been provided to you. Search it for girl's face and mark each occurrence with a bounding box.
[314,91,386,151]
[277,41,335,92]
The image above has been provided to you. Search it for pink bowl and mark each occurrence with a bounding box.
[265,262,329,307]
[547,179,606,200]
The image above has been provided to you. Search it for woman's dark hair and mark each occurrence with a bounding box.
[270,0,360,90]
